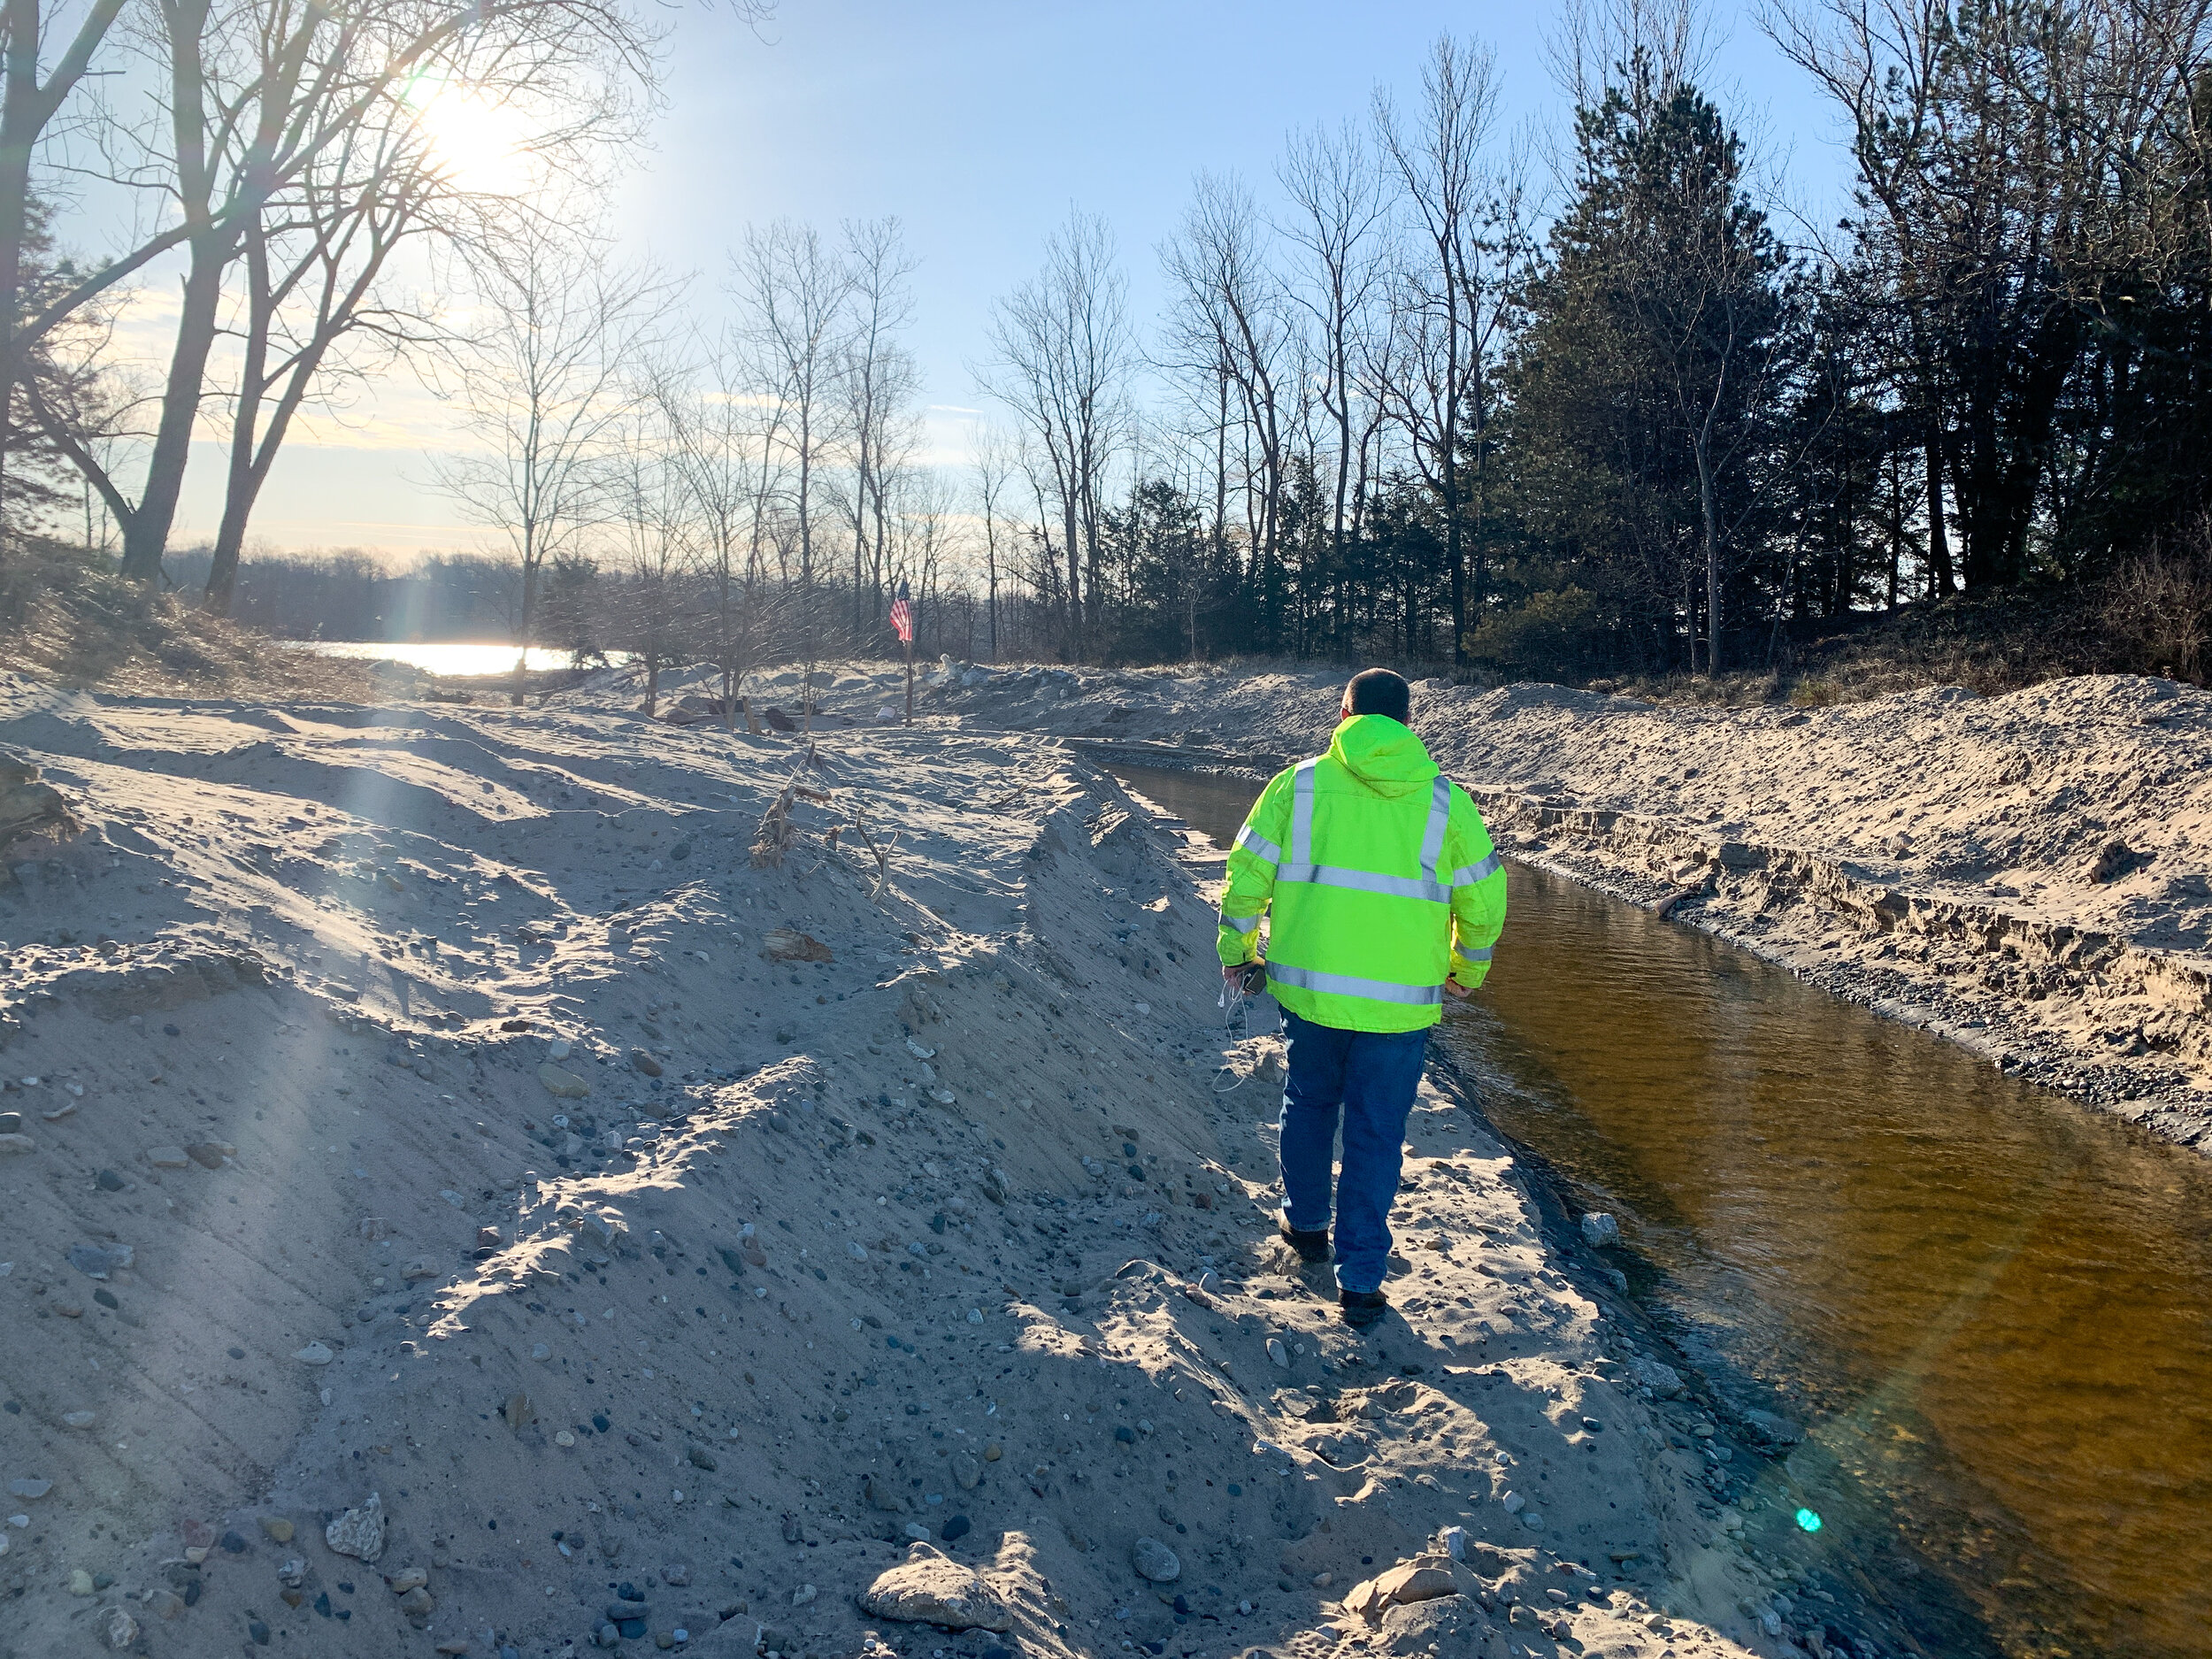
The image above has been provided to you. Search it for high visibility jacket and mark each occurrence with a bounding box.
[1217,715,1507,1033]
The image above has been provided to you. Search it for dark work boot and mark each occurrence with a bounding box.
[1339,1287,1389,1328]
[1279,1224,1332,1264]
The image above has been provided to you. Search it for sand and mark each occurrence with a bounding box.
[914,662,2212,1154]
[0,662,1901,1659]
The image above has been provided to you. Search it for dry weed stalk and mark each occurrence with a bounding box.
[749,777,831,868]
[845,800,902,900]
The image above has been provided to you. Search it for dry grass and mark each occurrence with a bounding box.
[0,543,380,701]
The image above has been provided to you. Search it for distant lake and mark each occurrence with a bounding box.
[281,641,633,677]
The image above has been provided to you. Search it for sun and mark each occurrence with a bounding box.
[406,80,536,196]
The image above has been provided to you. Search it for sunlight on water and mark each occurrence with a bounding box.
[1108,760,2212,1659]
[281,641,634,676]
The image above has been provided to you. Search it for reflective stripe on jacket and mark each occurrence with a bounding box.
[1216,714,1507,1033]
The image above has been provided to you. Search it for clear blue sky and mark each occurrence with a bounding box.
[615,0,1855,422]
[178,0,1862,555]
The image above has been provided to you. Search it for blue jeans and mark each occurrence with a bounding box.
[1277,1008,1430,1294]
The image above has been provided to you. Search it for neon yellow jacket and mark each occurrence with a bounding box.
[1217,715,1507,1033]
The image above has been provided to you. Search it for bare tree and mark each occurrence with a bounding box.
[0,0,129,518]
[1162,172,1293,642]
[660,326,782,729]
[979,209,1131,660]
[432,218,672,701]
[972,421,1020,661]
[734,219,850,592]
[68,0,656,583]
[838,215,917,643]
[1374,35,1516,659]
[1279,119,1389,607]
[612,390,698,718]
[1546,0,1713,115]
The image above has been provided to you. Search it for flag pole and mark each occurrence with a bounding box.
[903,631,914,726]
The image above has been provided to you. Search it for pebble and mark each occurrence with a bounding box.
[1265,1337,1289,1367]
[95,1169,125,1190]
[0,1134,32,1156]
[556,1431,577,1448]
[145,1145,191,1169]
[63,1410,96,1429]
[9,1479,51,1500]
[68,1568,96,1594]
[1580,1212,1621,1247]
[293,1342,334,1365]
[792,1584,817,1607]
[262,1517,294,1543]
[186,1142,232,1169]
[1131,1536,1181,1584]
[104,1607,139,1649]
[532,1343,552,1362]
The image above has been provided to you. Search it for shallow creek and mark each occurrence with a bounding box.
[1110,761,2212,1659]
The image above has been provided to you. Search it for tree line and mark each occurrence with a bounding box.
[984,0,2212,680]
[7,0,2208,692]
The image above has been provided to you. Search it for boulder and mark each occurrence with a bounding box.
[858,1544,1014,1632]
[1342,1555,1462,1622]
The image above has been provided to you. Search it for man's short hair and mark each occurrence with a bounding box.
[1344,668,1411,725]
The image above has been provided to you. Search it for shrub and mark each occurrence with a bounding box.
[1463,587,1608,680]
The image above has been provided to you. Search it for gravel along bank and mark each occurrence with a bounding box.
[900,662,2212,1156]
[0,669,1879,1659]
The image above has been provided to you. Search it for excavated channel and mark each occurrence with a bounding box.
[1109,760,2212,1659]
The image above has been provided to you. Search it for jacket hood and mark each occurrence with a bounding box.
[1325,715,1439,799]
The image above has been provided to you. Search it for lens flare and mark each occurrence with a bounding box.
[1795,1508,1823,1533]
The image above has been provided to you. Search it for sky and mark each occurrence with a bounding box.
[150,0,1863,561]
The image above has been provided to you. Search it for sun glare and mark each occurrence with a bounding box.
[408,81,534,196]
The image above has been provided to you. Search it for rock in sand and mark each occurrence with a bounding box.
[1131,1536,1182,1583]
[859,1544,1014,1632]
[538,1064,591,1100]
[325,1494,385,1563]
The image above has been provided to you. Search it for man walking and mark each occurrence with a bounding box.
[1217,669,1508,1326]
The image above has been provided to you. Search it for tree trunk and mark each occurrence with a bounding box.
[119,234,227,581]
[1924,418,1955,598]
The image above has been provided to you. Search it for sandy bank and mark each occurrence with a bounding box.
[0,668,1903,1659]
[902,663,2212,1156]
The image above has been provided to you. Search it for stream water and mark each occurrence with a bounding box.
[1109,761,2212,1659]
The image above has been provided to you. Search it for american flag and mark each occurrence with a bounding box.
[888,580,913,643]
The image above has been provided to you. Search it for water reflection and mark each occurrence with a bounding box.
[282,640,633,676]
[1109,760,2212,1659]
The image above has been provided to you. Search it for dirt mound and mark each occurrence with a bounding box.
[0,546,378,700]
